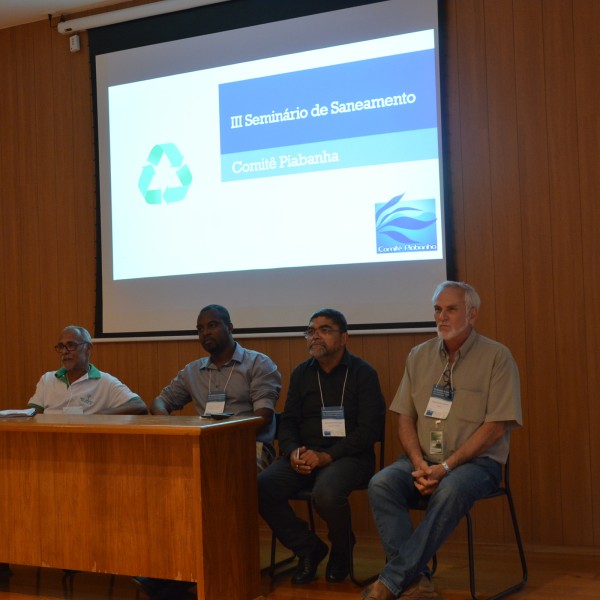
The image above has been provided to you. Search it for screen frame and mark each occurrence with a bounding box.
[89,0,453,339]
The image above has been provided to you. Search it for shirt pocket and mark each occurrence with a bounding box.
[451,389,486,424]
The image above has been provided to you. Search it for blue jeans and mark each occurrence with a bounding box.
[258,455,374,558]
[368,455,501,596]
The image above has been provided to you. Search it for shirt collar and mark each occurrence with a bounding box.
[54,363,101,383]
[199,342,243,370]
[438,329,478,361]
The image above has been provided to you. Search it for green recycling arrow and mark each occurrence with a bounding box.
[138,143,192,204]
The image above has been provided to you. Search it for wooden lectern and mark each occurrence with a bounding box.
[0,414,262,600]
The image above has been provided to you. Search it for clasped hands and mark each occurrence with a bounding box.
[412,461,446,496]
[291,446,332,475]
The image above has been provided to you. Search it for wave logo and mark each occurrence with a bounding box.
[138,143,192,204]
[375,193,438,254]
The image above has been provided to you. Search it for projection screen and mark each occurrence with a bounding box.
[91,0,449,337]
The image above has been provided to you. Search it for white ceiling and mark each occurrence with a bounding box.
[0,1,132,30]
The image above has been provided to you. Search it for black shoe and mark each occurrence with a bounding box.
[291,540,328,585]
[325,555,350,583]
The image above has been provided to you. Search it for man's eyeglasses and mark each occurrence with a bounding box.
[303,326,342,339]
[54,341,88,353]
[442,366,454,400]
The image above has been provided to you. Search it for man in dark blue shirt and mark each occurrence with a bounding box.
[258,308,386,585]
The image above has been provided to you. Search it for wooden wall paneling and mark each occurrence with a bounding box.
[33,20,64,379]
[0,28,11,406]
[512,0,562,547]
[149,339,187,404]
[2,28,29,408]
[289,335,310,379]
[360,333,390,401]
[573,0,600,547]
[346,335,364,372]
[50,23,81,329]
[177,338,203,367]
[134,341,160,406]
[481,0,531,544]
[169,339,204,415]
[70,31,97,327]
[440,1,466,278]
[542,0,593,547]
[263,336,292,411]
[90,341,116,376]
[16,24,44,404]
[452,1,495,303]
[115,340,142,395]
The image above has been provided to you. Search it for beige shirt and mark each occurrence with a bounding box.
[390,330,522,464]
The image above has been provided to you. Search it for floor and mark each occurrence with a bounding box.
[0,537,599,599]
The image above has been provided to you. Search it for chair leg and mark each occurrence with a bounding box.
[268,497,318,580]
[431,553,438,575]
[349,523,380,587]
[307,499,316,532]
[466,491,528,600]
[268,531,297,579]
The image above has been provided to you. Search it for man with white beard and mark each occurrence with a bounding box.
[364,281,522,600]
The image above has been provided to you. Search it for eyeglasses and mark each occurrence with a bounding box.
[54,341,88,353]
[442,366,454,400]
[303,326,342,339]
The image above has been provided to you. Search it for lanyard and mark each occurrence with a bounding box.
[208,364,235,394]
[317,367,349,408]
[435,360,454,400]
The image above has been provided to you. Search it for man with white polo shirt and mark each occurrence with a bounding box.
[27,325,147,415]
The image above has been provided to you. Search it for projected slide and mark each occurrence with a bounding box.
[108,30,442,281]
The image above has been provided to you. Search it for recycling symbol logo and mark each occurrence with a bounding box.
[138,143,192,204]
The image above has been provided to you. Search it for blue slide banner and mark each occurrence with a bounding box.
[219,49,436,155]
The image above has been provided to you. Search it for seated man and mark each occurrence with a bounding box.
[135,304,281,599]
[28,326,147,415]
[259,308,386,585]
[150,304,281,470]
[363,281,522,600]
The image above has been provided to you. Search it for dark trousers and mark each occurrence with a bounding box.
[258,454,374,559]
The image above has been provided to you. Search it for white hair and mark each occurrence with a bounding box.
[62,325,92,344]
[432,281,481,312]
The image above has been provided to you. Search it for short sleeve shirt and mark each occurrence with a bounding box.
[28,364,140,414]
[390,330,522,464]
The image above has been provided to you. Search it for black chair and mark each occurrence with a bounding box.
[268,414,385,587]
[411,455,527,600]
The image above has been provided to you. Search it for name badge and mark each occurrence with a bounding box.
[424,384,453,419]
[321,406,346,437]
[205,391,226,415]
[63,406,84,415]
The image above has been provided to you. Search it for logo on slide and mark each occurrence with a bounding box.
[138,143,192,204]
[375,193,438,254]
